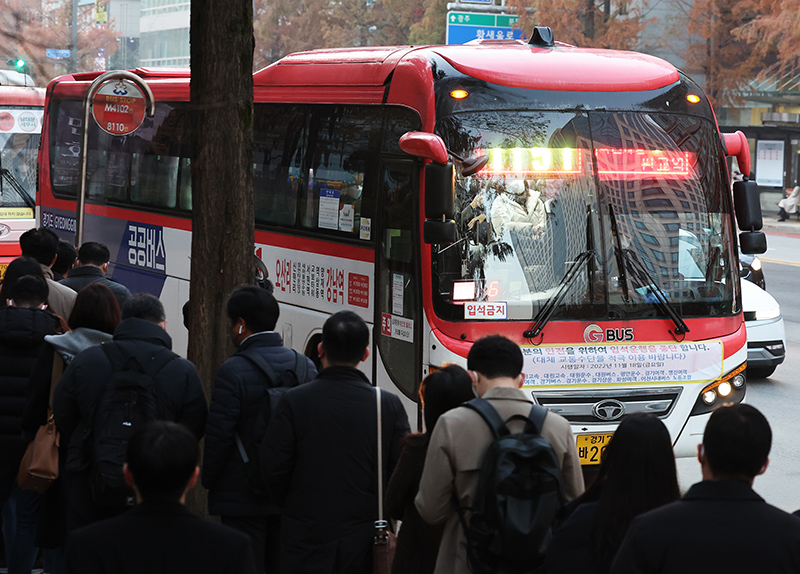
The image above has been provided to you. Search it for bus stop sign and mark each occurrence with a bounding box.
[91,79,147,136]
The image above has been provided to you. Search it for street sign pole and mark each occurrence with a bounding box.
[75,71,155,247]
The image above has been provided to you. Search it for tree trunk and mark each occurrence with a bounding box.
[187,0,254,516]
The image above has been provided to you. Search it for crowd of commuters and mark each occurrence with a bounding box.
[2,226,800,574]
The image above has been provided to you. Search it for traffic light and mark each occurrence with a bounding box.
[6,58,25,70]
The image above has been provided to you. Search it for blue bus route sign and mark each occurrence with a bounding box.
[446,11,525,45]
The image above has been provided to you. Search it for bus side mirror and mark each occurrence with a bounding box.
[733,180,762,231]
[424,220,456,244]
[740,231,766,255]
[425,162,455,220]
[723,131,751,176]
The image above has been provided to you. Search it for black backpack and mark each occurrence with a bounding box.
[91,344,175,509]
[234,347,308,497]
[456,398,565,574]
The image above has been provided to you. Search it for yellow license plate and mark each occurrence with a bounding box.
[577,433,613,465]
[0,263,7,281]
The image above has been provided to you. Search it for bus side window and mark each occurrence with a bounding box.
[254,104,304,227]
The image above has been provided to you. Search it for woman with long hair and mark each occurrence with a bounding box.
[546,413,680,574]
[385,365,476,574]
[21,282,122,574]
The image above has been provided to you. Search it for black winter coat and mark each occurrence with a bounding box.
[202,332,318,516]
[53,317,208,473]
[0,306,60,464]
[385,433,444,574]
[263,366,410,574]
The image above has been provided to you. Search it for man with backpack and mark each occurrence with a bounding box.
[54,293,208,531]
[202,285,317,574]
[415,335,584,574]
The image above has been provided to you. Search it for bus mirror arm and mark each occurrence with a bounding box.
[722,131,750,177]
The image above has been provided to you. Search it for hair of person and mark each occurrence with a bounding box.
[122,292,165,323]
[0,256,45,305]
[125,421,199,502]
[703,403,771,479]
[68,283,122,333]
[8,274,49,307]
[52,240,78,277]
[466,335,523,379]
[587,413,680,571]
[77,241,111,266]
[19,227,58,266]
[419,364,475,436]
[226,284,279,333]
[321,310,369,365]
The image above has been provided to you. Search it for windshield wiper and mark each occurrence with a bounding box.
[523,249,594,339]
[616,247,690,336]
[609,205,630,303]
[0,168,34,209]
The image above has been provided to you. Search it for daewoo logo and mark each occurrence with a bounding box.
[0,224,8,238]
[583,324,635,343]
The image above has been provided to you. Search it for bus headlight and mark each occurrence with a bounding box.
[691,363,746,415]
[755,307,780,321]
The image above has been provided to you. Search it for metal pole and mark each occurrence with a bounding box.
[71,0,78,74]
[74,71,155,248]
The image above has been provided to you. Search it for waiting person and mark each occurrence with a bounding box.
[611,404,800,573]
[51,241,77,281]
[22,283,122,574]
[54,293,207,531]
[19,228,76,319]
[1,257,45,306]
[59,242,130,308]
[262,310,410,574]
[0,274,61,574]
[545,413,680,574]
[64,421,255,574]
[415,335,584,574]
[203,285,317,573]
[777,185,800,221]
[386,365,475,574]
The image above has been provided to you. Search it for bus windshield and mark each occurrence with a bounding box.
[432,110,738,323]
[0,109,39,211]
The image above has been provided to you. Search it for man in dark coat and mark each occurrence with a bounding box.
[263,310,410,574]
[65,420,255,574]
[58,241,130,308]
[54,293,208,531]
[0,274,61,574]
[611,404,800,574]
[203,285,317,573]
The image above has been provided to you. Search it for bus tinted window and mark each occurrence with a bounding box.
[49,100,190,211]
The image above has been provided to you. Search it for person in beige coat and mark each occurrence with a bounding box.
[415,334,584,574]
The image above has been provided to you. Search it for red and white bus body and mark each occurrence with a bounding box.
[0,85,44,277]
[39,40,747,463]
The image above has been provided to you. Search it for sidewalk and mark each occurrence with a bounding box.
[761,215,800,236]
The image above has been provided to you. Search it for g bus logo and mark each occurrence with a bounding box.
[584,324,604,343]
[583,324,635,343]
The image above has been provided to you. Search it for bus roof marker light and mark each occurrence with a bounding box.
[450,89,469,100]
[687,94,701,104]
[528,26,554,47]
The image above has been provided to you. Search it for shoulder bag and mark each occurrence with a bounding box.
[373,387,397,574]
[18,351,63,492]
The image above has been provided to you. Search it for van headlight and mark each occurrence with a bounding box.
[755,307,780,321]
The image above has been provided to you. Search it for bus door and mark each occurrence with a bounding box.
[375,159,422,404]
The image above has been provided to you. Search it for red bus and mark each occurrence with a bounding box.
[38,29,764,464]
[0,84,44,277]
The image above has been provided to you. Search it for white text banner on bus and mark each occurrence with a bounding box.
[521,341,724,387]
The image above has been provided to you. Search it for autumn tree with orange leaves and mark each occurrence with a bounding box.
[0,0,118,85]
[253,0,424,68]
